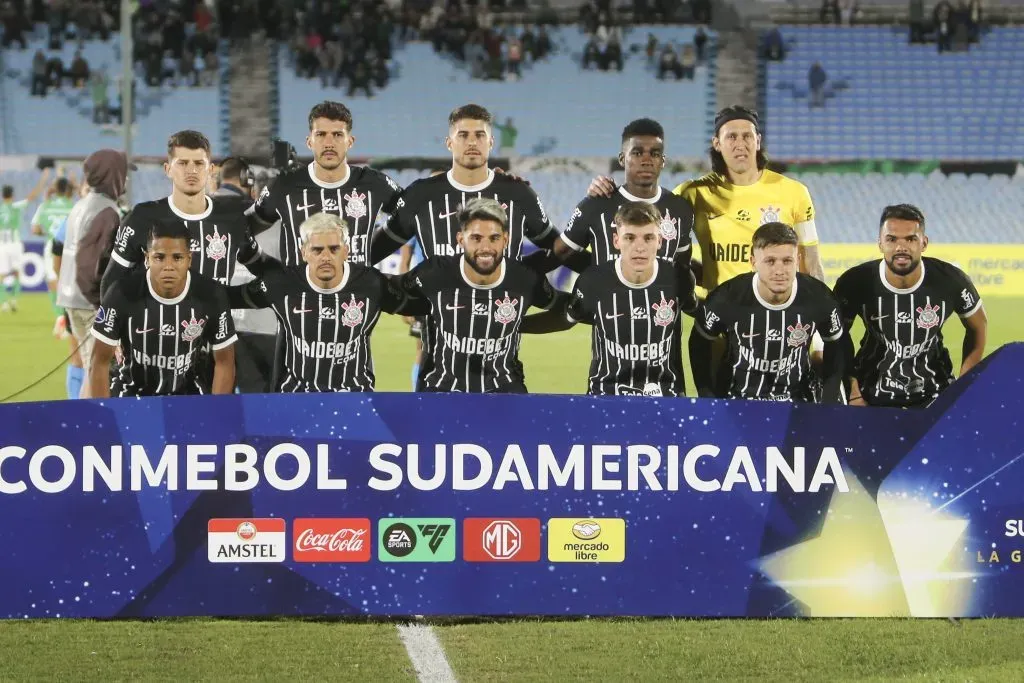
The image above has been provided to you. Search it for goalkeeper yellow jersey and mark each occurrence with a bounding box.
[673,170,818,291]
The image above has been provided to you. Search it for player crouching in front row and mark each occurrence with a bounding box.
[689,222,846,403]
[90,223,237,398]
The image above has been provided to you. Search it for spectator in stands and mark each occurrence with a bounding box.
[1,1,28,49]
[645,34,658,65]
[507,34,523,80]
[371,53,390,89]
[909,0,926,44]
[680,44,697,80]
[583,35,601,70]
[935,2,954,52]
[694,26,708,63]
[691,0,711,23]
[966,0,982,44]
[46,54,65,90]
[495,117,518,157]
[90,70,109,124]
[658,44,682,80]
[202,51,218,87]
[809,61,827,107]
[764,27,784,61]
[535,26,552,60]
[521,25,537,61]
[820,0,840,24]
[30,49,47,96]
[69,51,90,87]
[348,60,373,97]
[839,0,860,25]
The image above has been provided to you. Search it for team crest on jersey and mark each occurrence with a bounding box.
[493,296,519,324]
[651,295,676,327]
[916,304,941,329]
[341,295,365,327]
[658,211,679,240]
[760,206,782,225]
[181,314,206,342]
[786,321,812,347]
[205,227,227,261]
[344,191,367,219]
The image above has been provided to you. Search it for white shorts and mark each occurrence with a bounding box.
[0,242,24,275]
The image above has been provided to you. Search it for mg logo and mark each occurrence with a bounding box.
[483,521,522,560]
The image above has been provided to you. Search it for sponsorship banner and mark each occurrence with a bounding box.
[0,344,1023,618]
[14,241,51,293]
[819,244,1024,297]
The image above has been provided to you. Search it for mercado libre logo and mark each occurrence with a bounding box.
[547,518,626,563]
[378,518,456,562]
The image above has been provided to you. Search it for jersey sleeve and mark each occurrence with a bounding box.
[673,199,696,255]
[12,199,28,209]
[205,286,238,350]
[252,182,279,223]
[53,217,68,244]
[946,263,984,318]
[91,285,128,346]
[692,285,729,339]
[30,204,44,227]
[381,191,416,243]
[377,171,403,215]
[393,257,436,300]
[832,269,861,325]
[236,221,261,264]
[520,185,557,247]
[566,273,594,324]
[529,272,557,311]
[791,182,818,246]
[818,288,845,342]
[110,209,148,268]
[559,200,593,252]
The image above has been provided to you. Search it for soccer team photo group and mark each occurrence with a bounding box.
[7,100,989,408]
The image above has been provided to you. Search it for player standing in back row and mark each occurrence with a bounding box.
[249,101,402,266]
[101,130,263,296]
[833,204,987,408]
[369,103,559,264]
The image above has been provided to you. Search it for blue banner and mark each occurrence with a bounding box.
[1,344,1022,618]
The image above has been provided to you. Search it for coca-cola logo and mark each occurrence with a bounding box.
[292,518,372,563]
[296,527,366,552]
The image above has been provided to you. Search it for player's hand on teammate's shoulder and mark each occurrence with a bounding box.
[492,166,530,185]
[587,175,617,198]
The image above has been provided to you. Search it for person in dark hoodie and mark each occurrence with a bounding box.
[56,149,133,399]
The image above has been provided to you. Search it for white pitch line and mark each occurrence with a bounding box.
[397,623,458,683]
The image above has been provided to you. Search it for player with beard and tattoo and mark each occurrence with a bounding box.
[101,130,262,296]
[834,204,987,408]
[248,101,401,267]
[394,197,566,393]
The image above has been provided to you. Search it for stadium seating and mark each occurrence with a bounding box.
[4,168,1021,245]
[277,25,716,158]
[763,25,1024,161]
[0,34,224,157]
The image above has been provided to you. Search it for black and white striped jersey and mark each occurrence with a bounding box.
[694,273,844,402]
[253,162,401,267]
[381,169,556,260]
[560,186,694,264]
[834,257,982,407]
[396,255,557,393]
[567,259,685,397]
[111,195,260,285]
[234,261,412,392]
[91,270,237,396]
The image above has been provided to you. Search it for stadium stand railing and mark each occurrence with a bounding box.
[218,39,232,155]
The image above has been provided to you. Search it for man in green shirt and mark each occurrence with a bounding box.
[32,176,76,320]
[0,171,49,312]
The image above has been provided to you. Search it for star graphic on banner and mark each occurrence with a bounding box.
[757,473,973,617]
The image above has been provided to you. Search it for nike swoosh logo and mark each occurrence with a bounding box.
[706,213,723,220]
[292,308,312,314]
[604,313,621,319]
[870,315,888,321]
[445,304,464,310]
[135,328,153,334]
[438,211,458,220]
